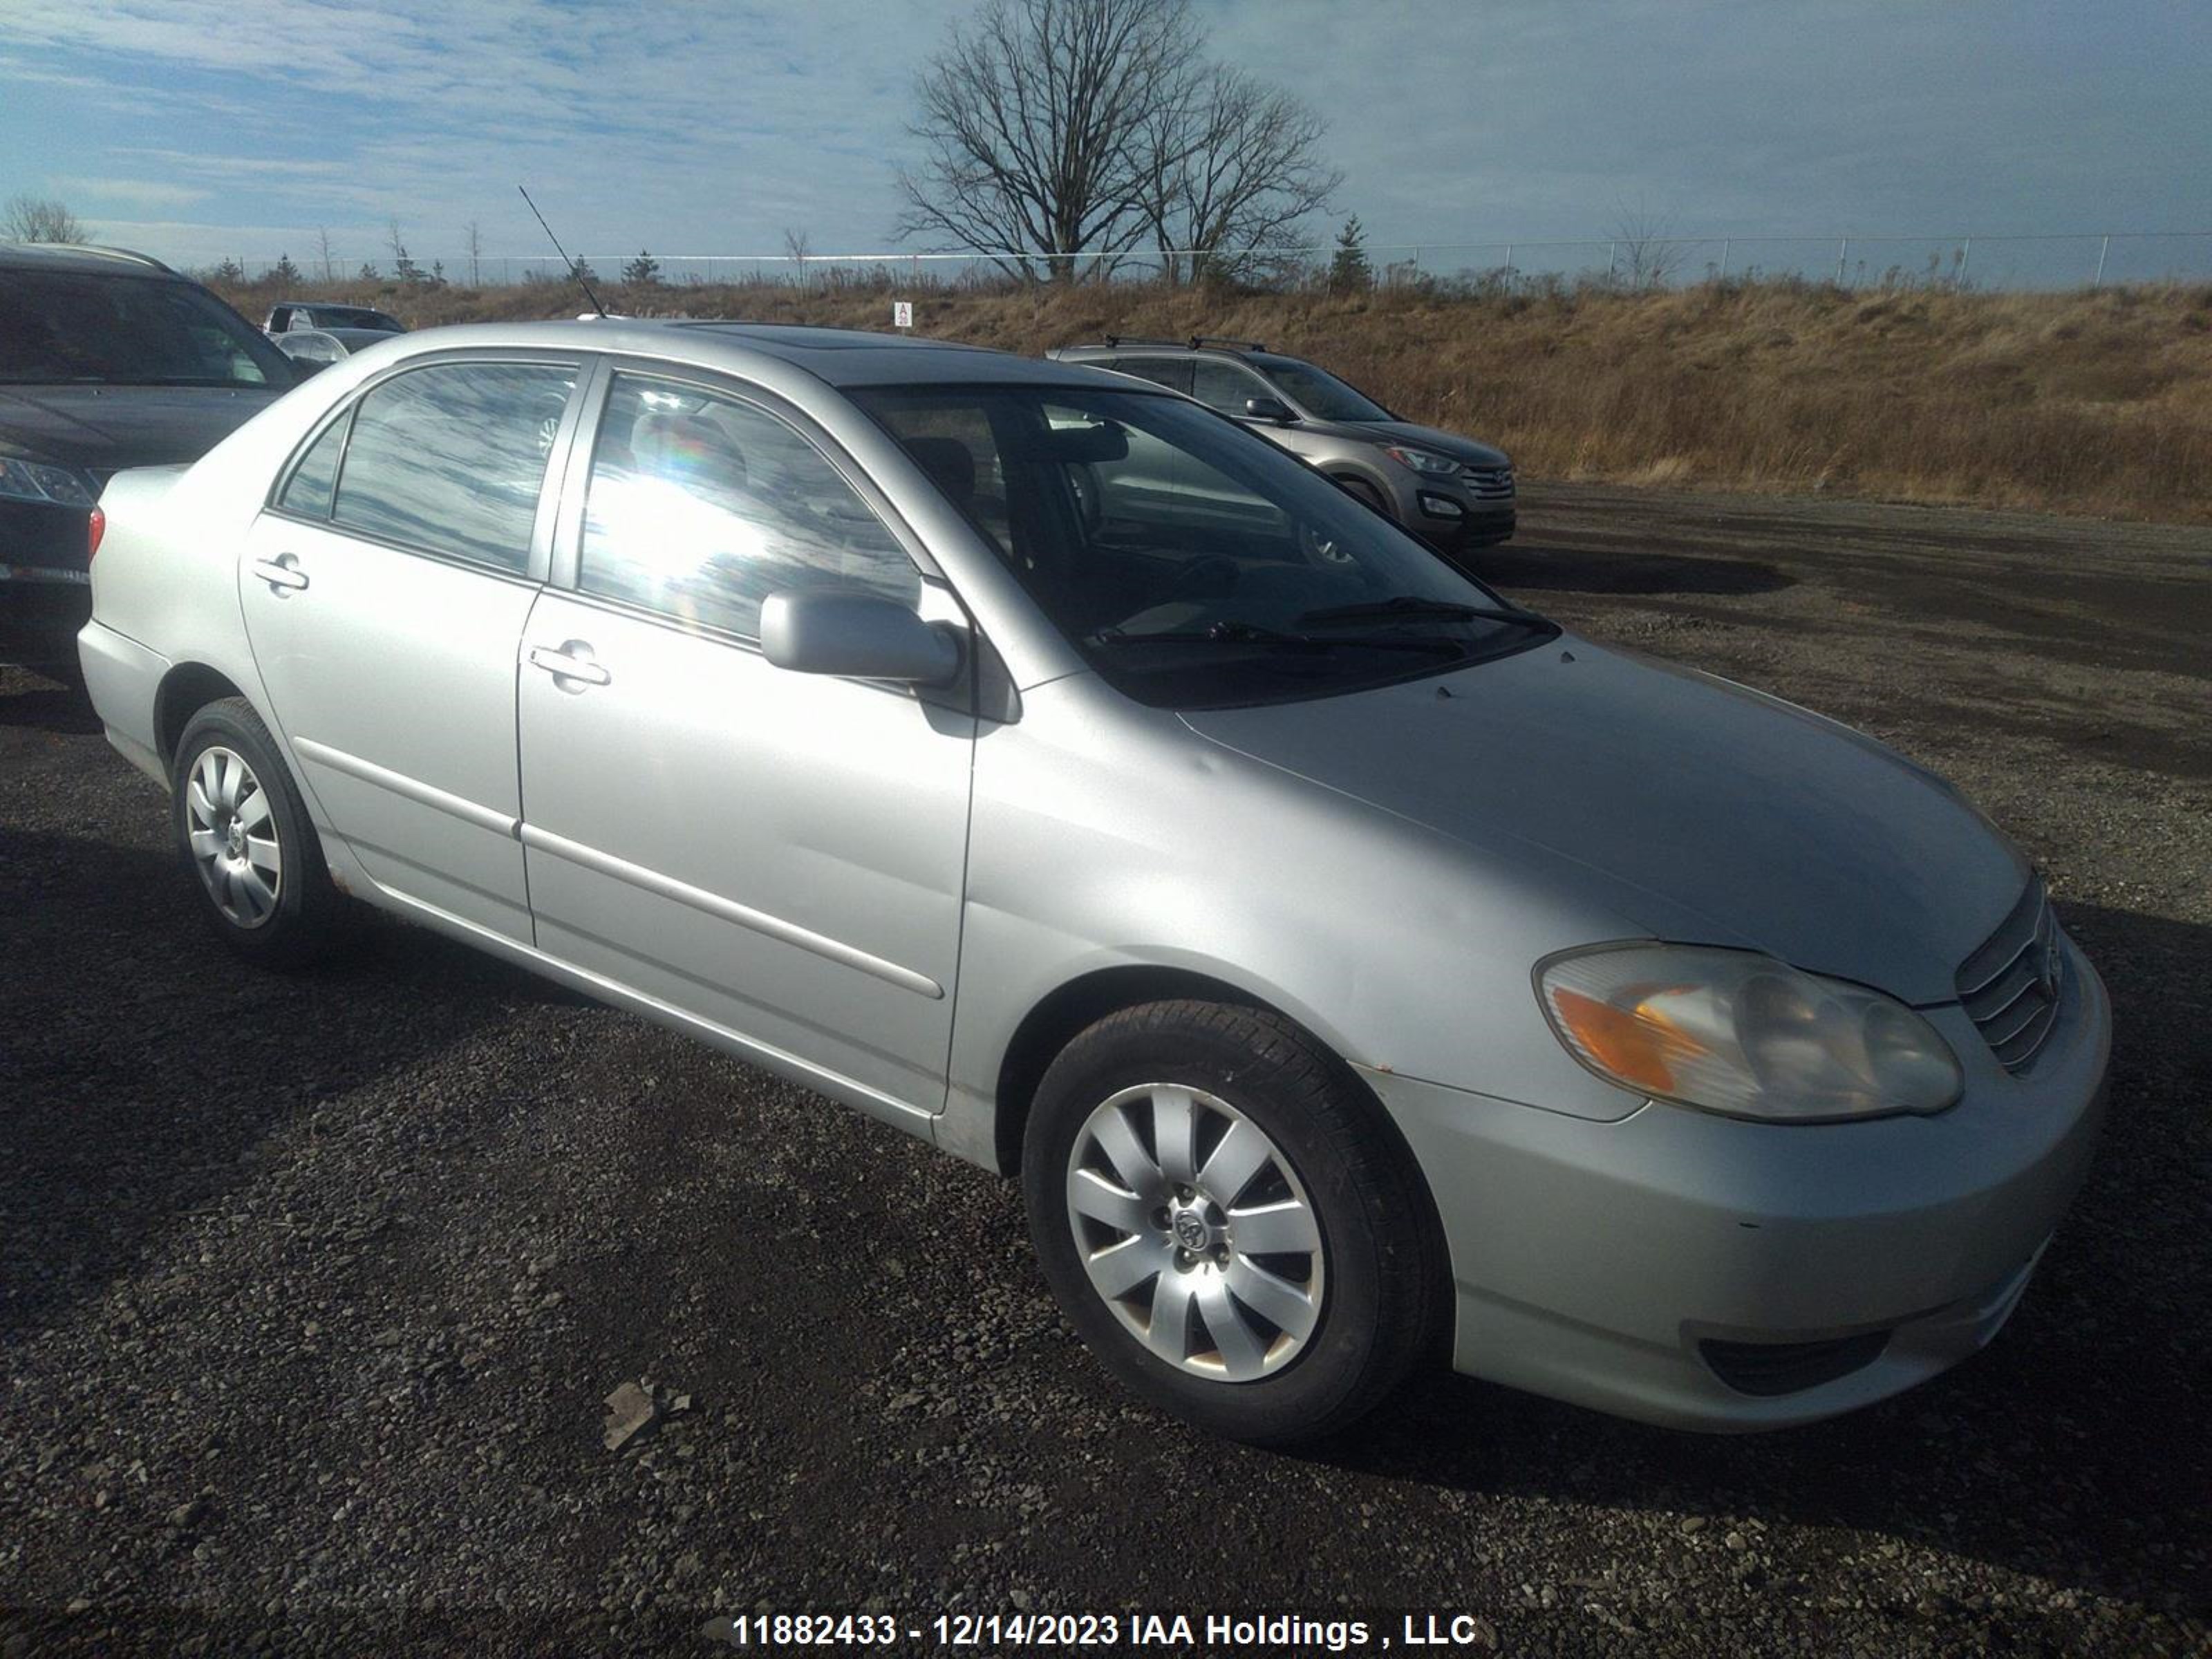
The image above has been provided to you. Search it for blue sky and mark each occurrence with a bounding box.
[2,0,2207,278]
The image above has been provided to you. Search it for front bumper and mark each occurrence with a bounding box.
[3,499,97,664]
[1,565,95,664]
[1369,469,1515,552]
[1414,507,1515,553]
[1363,932,2110,1432]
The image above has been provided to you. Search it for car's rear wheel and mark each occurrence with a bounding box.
[171,697,346,968]
[1022,1000,1441,1444]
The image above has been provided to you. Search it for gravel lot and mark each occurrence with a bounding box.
[3,482,2207,1657]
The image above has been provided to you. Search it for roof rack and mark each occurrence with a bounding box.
[1190,335,1266,353]
[1101,335,1185,348]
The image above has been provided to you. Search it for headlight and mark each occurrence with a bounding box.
[1535,944,1962,1123]
[1384,445,1461,477]
[0,456,100,508]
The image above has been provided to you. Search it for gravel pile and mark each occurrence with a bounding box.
[3,483,2206,1656]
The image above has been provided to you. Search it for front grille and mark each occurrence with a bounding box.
[1956,877,2065,1074]
[1461,466,1515,500]
[1701,1331,1891,1396]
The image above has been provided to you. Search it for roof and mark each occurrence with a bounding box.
[1049,336,1274,361]
[362,318,1143,392]
[0,242,178,276]
[270,300,400,316]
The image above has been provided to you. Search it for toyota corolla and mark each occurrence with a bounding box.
[77,321,2109,1443]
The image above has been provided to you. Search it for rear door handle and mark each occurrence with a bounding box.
[527,642,612,687]
[250,554,309,592]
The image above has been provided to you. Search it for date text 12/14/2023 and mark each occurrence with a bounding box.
[709,1612,1503,1650]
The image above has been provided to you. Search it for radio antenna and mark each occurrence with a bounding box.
[517,185,607,316]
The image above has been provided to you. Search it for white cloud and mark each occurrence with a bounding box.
[48,175,212,208]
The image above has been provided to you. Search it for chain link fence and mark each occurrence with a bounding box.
[219,231,2212,293]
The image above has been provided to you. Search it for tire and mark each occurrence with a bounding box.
[1335,476,1392,518]
[1022,1000,1443,1445]
[171,697,348,968]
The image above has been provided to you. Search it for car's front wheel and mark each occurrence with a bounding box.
[1334,475,1392,518]
[1022,1000,1442,1444]
[171,697,347,968]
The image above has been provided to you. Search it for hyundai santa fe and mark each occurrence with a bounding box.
[77,321,2109,1443]
[1047,336,1515,554]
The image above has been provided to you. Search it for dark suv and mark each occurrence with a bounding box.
[1,243,295,666]
[1047,337,1514,552]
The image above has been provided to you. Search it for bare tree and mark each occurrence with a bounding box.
[1135,64,1337,285]
[313,226,336,282]
[5,195,88,243]
[464,220,483,286]
[784,227,812,287]
[1612,198,1683,291]
[897,0,1195,282]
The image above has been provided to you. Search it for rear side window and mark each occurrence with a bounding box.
[276,414,349,518]
[577,372,919,640]
[331,360,574,572]
[1110,357,1190,393]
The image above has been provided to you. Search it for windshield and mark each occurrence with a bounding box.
[315,308,401,332]
[1253,356,1392,422]
[853,384,1550,709]
[0,272,291,388]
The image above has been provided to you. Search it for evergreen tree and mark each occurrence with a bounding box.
[1328,216,1371,292]
[359,261,380,281]
[271,252,304,285]
[622,250,662,286]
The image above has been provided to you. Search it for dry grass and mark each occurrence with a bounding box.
[216,274,2212,523]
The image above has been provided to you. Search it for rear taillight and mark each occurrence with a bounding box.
[88,505,106,561]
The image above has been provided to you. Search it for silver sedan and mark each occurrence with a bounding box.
[77,321,2109,1443]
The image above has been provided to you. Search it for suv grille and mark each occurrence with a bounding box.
[1956,877,2065,1074]
[1461,466,1515,500]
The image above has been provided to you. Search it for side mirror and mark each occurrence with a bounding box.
[760,590,962,686]
[1244,395,1295,424]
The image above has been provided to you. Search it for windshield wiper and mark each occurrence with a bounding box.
[1295,595,1550,630]
[1089,619,1460,656]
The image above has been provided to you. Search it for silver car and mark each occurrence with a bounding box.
[77,321,2109,1444]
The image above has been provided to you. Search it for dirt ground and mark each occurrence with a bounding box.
[1,482,2206,1657]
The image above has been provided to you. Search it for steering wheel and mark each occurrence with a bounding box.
[1297,518,1358,568]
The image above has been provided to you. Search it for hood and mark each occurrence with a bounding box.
[1347,419,1509,469]
[1180,639,2025,1004]
[0,384,284,475]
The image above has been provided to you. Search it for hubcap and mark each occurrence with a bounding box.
[185,746,283,928]
[1065,1083,1325,1383]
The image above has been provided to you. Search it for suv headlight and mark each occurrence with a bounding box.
[1536,944,1962,1122]
[1384,445,1461,478]
[0,457,100,508]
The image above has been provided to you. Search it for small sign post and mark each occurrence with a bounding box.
[892,300,914,330]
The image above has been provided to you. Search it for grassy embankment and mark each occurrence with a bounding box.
[212,274,2212,524]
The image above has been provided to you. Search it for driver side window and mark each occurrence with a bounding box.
[1188,360,1268,415]
[577,373,920,641]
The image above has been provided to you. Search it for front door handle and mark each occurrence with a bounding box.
[250,554,310,592]
[527,641,612,688]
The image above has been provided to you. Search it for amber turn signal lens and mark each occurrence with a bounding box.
[1547,985,1708,1094]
